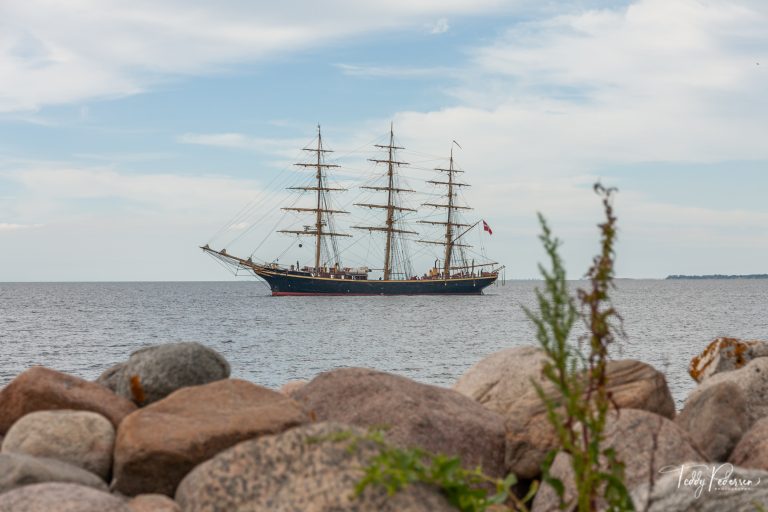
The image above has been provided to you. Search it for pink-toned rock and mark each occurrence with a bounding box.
[675,381,748,461]
[0,482,130,512]
[631,463,768,511]
[729,417,768,471]
[128,494,180,512]
[176,422,455,512]
[0,453,107,495]
[532,409,705,512]
[505,359,676,479]
[2,410,115,479]
[686,356,768,426]
[689,337,768,383]
[113,379,307,497]
[0,367,136,434]
[293,367,506,477]
[279,379,308,398]
[453,346,548,415]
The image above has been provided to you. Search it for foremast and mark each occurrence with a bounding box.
[352,124,416,280]
[278,125,350,271]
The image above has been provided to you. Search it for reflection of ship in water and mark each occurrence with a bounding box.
[202,125,502,295]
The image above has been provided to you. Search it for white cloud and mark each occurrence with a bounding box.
[335,63,454,78]
[178,133,302,153]
[0,0,506,112]
[1,165,262,215]
[428,18,450,34]
[0,222,43,231]
[384,0,768,179]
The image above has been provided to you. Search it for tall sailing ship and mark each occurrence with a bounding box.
[202,126,502,295]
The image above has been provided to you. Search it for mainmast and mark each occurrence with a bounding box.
[419,145,471,277]
[352,124,416,280]
[278,125,350,271]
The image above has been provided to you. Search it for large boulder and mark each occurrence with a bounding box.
[675,381,748,461]
[505,360,676,479]
[113,378,307,497]
[176,422,456,512]
[631,462,768,511]
[279,379,308,398]
[0,453,107,495]
[689,337,768,383]
[127,494,181,512]
[2,410,115,479]
[293,367,506,477]
[685,357,768,427]
[0,367,136,434]
[532,409,705,512]
[106,342,231,406]
[453,346,548,415]
[0,482,130,512]
[729,417,768,471]
[96,363,125,392]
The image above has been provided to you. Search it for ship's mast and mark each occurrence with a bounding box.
[278,126,350,271]
[313,129,324,269]
[419,145,472,277]
[352,124,416,280]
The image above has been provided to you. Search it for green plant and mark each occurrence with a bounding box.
[524,183,634,511]
[351,429,536,512]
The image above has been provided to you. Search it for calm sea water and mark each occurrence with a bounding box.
[1,280,766,407]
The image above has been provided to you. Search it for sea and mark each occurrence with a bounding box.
[1,279,767,408]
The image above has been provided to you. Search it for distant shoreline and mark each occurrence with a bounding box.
[666,274,768,280]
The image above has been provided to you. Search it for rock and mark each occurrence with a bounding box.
[505,360,676,479]
[2,410,115,479]
[293,367,506,477]
[279,379,308,398]
[675,381,748,461]
[0,367,137,435]
[96,363,127,393]
[631,462,768,511]
[532,409,704,512]
[729,417,768,471]
[113,378,306,497]
[689,337,768,383]
[686,357,768,426]
[0,482,130,511]
[176,422,456,512]
[453,346,548,415]
[112,342,230,406]
[0,453,107,495]
[127,494,180,512]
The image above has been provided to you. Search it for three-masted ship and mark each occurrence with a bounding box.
[202,126,502,295]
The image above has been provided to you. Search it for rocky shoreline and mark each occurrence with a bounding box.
[0,339,767,511]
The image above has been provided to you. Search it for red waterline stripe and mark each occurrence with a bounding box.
[271,291,484,296]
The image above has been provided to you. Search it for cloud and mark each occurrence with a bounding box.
[383,0,768,179]
[178,133,295,151]
[0,0,507,112]
[0,223,43,231]
[335,63,455,78]
[428,18,450,34]
[1,164,263,215]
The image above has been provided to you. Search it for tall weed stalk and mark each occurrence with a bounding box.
[524,183,633,511]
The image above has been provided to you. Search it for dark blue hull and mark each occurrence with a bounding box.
[253,269,497,295]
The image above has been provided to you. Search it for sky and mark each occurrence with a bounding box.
[0,0,766,281]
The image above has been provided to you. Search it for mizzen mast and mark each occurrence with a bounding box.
[352,124,416,280]
[419,145,472,277]
[278,125,350,271]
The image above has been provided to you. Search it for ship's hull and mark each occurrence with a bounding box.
[253,269,497,296]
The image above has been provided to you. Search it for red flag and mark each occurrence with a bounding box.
[482,220,493,235]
